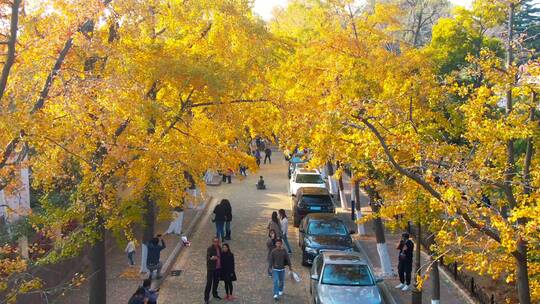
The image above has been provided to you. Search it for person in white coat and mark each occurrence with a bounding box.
[125,240,136,266]
[278,209,292,254]
[165,207,184,235]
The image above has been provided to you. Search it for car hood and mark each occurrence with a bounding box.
[306,235,352,249]
[318,284,381,304]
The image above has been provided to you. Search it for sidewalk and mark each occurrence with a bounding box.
[56,201,208,304]
[355,207,475,304]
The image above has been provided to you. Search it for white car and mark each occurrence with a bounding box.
[289,169,327,196]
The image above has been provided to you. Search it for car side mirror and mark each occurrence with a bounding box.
[311,274,319,281]
[375,277,384,283]
[349,229,356,235]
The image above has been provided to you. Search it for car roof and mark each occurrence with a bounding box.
[296,168,320,174]
[297,187,329,195]
[305,213,341,221]
[321,251,368,265]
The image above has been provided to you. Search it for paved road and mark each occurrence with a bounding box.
[159,157,312,303]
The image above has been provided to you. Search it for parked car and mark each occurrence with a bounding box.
[310,251,383,304]
[288,156,306,178]
[288,161,306,179]
[289,168,326,196]
[292,187,335,227]
[299,214,354,265]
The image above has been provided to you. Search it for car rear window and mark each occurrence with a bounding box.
[295,174,324,184]
[301,195,332,206]
[321,264,374,286]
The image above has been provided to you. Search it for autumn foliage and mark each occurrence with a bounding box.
[0,0,539,303]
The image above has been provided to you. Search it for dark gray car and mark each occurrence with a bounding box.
[310,251,383,304]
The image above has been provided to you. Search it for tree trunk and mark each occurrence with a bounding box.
[338,174,349,210]
[431,258,440,304]
[140,194,155,273]
[369,197,392,276]
[426,232,440,304]
[326,162,338,197]
[89,217,106,304]
[516,241,531,304]
[412,6,424,47]
[353,179,366,235]
[412,222,422,304]
[505,3,531,303]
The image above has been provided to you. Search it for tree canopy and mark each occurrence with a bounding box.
[0,0,539,303]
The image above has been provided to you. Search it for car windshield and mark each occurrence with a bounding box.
[295,174,324,184]
[307,221,348,236]
[321,264,374,286]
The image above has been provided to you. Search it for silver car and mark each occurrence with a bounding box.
[310,251,383,304]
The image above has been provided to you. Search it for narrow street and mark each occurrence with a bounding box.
[159,156,313,303]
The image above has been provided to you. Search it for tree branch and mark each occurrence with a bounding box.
[0,0,21,106]
[349,116,503,243]
[188,99,269,108]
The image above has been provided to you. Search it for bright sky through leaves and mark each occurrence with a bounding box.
[253,0,473,20]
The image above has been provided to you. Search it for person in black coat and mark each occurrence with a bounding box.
[221,199,233,240]
[128,287,147,304]
[213,203,226,242]
[220,243,236,300]
[204,237,222,303]
[395,232,414,291]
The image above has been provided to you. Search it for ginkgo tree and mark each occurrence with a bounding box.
[270,0,540,303]
[0,0,277,303]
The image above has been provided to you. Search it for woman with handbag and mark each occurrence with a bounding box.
[220,243,237,301]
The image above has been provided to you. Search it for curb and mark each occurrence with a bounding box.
[354,240,398,304]
[156,195,215,287]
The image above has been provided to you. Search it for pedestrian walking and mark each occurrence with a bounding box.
[266,229,278,277]
[254,150,261,167]
[212,202,226,242]
[221,199,233,240]
[267,211,282,238]
[239,164,247,176]
[270,239,292,300]
[264,147,272,164]
[146,235,166,279]
[125,239,136,266]
[205,237,222,303]
[220,243,237,301]
[225,168,233,184]
[395,232,414,291]
[278,209,292,254]
[142,278,159,304]
[128,287,148,304]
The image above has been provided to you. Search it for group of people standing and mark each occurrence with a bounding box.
[205,199,237,303]
[212,199,233,242]
[266,209,293,300]
[204,238,237,303]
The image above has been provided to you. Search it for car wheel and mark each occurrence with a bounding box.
[302,250,309,266]
[293,214,300,227]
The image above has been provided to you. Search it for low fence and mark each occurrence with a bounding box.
[440,260,497,304]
